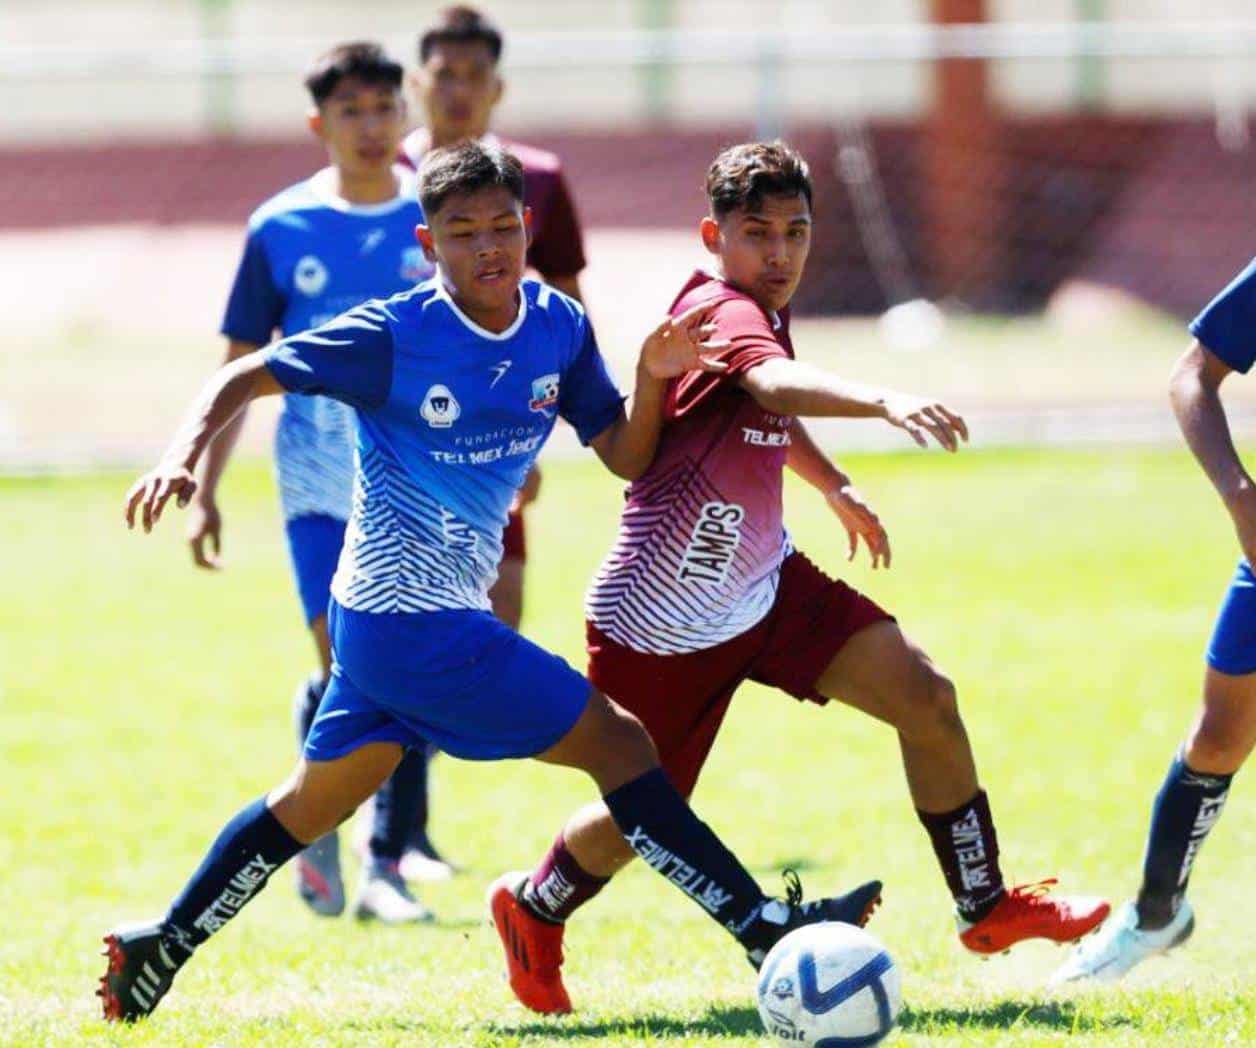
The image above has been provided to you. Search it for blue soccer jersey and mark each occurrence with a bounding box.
[221,167,431,523]
[263,277,624,614]
[1190,255,1256,374]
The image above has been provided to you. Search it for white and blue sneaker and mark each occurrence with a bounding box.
[1050,899,1194,985]
[353,861,434,924]
[296,831,345,918]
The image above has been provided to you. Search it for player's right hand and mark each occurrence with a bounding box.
[124,464,197,534]
[186,496,223,570]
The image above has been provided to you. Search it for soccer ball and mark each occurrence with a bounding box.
[756,922,901,1046]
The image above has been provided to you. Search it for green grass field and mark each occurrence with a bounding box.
[3,448,1255,1046]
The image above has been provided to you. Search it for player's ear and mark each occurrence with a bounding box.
[416,224,437,262]
[522,205,534,248]
[699,216,722,256]
[307,107,325,142]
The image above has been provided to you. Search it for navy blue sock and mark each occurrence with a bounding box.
[407,744,434,851]
[603,768,766,938]
[370,748,426,864]
[1137,751,1232,929]
[294,673,326,747]
[163,798,303,952]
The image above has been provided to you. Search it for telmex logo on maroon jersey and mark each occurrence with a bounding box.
[677,501,745,584]
[741,412,792,447]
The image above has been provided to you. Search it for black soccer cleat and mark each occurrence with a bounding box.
[97,920,188,1022]
[742,869,883,970]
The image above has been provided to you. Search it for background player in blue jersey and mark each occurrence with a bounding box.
[186,42,436,924]
[1054,257,1256,984]
[98,141,882,1023]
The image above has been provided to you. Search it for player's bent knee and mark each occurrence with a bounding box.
[903,666,962,741]
[585,692,659,782]
[1186,720,1251,773]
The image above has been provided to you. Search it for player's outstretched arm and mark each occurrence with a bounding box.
[787,419,891,568]
[1171,340,1256,562]
[185,338,263,569]
[740,358,968,452]
[589,304,728,480]
[125,351,283,534]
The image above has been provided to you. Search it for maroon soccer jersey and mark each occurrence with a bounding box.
[400,129,587,280]
[585,270,797,654]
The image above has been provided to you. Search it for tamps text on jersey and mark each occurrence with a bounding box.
[677,501,745,584]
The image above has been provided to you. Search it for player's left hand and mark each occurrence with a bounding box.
[826,484,891,569]
[884,394,968,452]
[639,303,731,380]
[124,463,198,533]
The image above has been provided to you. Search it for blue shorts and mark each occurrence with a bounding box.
[1207,560,1256,675]
[304,601,592,762]
[284,514,346,625]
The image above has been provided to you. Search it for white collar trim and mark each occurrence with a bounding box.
[435,274,527,341]
[308,166,416,216]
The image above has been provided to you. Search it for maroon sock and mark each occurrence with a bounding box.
[521,834,611,924]
[916,789,1005,922]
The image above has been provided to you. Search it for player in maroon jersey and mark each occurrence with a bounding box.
[487,141,1111,1014]
[378,6,591,882]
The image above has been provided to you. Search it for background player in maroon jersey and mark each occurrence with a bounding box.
[487,141,1111,1015]
[377,6,592,881]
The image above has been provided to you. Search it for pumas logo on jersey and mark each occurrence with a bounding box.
[401,246,432,282]
[529,373,560,415]
[420,384,460,428]
[294,255,329,297]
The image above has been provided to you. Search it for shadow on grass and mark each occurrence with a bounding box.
[488,1002,763,1040]
[900,999,1135,1033]
[486,1000,1138,1041]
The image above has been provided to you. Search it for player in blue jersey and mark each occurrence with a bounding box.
[1054,258,1256,984]
[97,141,883,1023]
[185,42,437,923]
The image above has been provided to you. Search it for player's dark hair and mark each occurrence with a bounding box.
[304,41,403,105]
[418,5,504,65]
[419,140,524,217]
[706,141,813,218]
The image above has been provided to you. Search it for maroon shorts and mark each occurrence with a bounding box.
[586,551,892,796]
[502,508,526,561]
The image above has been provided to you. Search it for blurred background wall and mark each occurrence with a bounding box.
[3,1,1256,466]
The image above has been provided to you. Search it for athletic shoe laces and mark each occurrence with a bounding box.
[1002,878,1060,914]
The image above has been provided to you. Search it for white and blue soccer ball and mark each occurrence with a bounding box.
[756,922,901,1046]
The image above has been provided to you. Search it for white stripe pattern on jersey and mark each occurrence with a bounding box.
[585,457,786,654]
[274,394,355,522]
[331,443,494,614]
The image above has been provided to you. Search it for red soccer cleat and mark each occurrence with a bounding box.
[958,879,1110,955]
[487,872,572,1015]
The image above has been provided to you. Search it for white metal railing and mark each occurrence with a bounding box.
[1,23,1256,80]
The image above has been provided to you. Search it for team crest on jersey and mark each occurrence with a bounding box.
[529,373,560,415]
[401,246,432,282]
[421,384,461,428]
[294,255,329,297]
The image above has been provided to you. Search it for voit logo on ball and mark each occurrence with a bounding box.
[421,384,460,428]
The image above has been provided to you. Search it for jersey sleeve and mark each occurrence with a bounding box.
[220,230,285,345]
[264,301,395,411]
[558,319,625,444]
[669,296,790,419]
[1190,256,1256,374]
[528,169,587,280]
